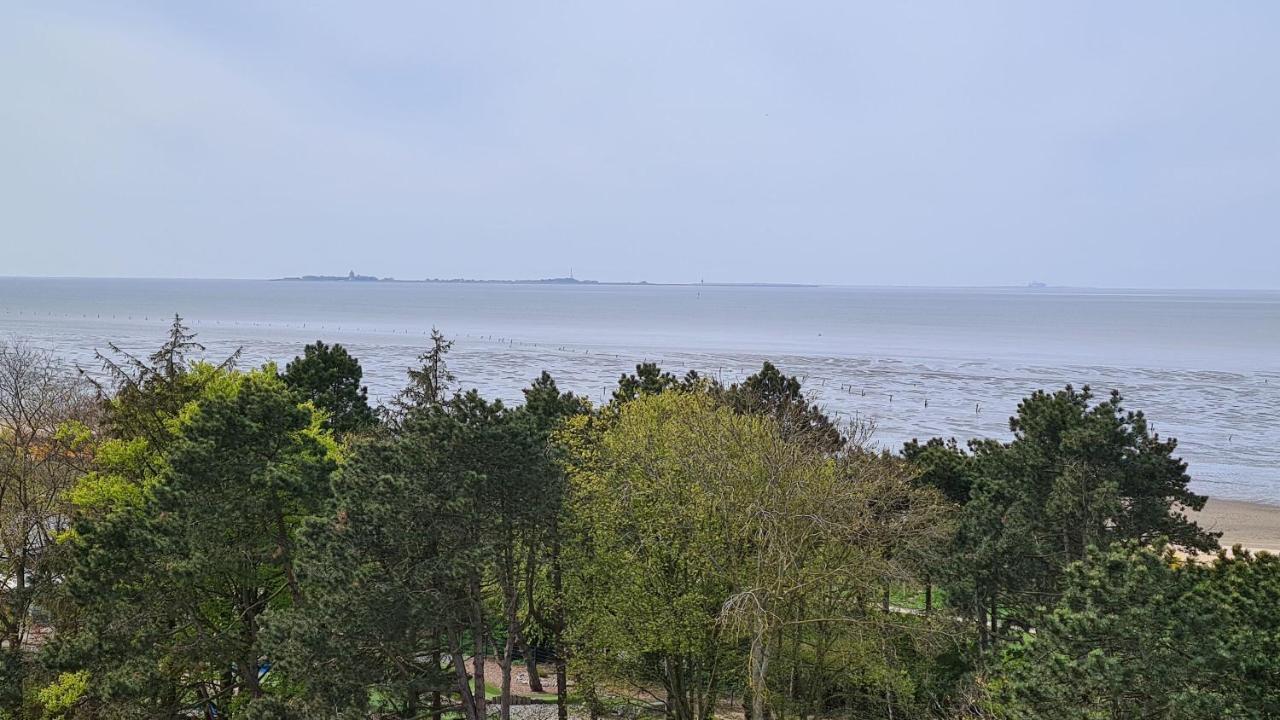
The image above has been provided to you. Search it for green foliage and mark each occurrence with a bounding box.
[562,393,749,720]
[719,361,844,451]
[34,672,88,719]
[62,438,150,514]
[902,436,975,504]
[927,386,1218,644]
[47,366,336,718]
[564,392,952,720]
[995,543,1280,719]
[265,425,463,716]
[611,362,702,404]
[8,322,1265,720]
[268,354,588,719]
[392,328,456,418]
[86,315,239,450]
[282,340,377,435]
[612,360,843,451]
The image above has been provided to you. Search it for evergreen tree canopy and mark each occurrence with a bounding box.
[720,361,843,451]
[267,356,589,720]
[391,329,455,421]
[84,315,239,451]
[937,386,1219,644]
[47,367,337,718]
[901,437,975,505]
[282,340,376,435]
[995,543,1280,719]
[611,362,701,404]
[7,320,1260,720]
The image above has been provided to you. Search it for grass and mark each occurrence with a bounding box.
[470,680,558,703]
[888,584,948,612]
[470,679,502,700]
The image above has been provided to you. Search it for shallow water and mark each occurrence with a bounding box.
[2,277,1277,502]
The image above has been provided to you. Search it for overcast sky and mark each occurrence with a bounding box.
[3,3,1279,287]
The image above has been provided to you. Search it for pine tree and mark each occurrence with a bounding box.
[282,340,377,435]
[996,543,1280,718]
[934,386,1219,648]
[720,361,844,451]
[47,369,336,718]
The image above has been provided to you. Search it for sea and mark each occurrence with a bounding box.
[1,277,1277,503]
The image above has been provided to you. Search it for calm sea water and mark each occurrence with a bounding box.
[2,277,1278,502]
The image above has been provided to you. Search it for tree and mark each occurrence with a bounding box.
[901,436,976,620]
[938,386,1219,648]
[35,319,242,715]
[0,342,93,715]
[719,435,952,720]
[265,427,467,719]
[47,368,336,718]
[612,361,844,451]
[901,437,975,505]
[269,357,588,720]
[563,392,952,720]
[611,362,702,404]
[513,373,590,719]
[562,393,742,720]
[82,314,239,452]
[994,543,1280,719]
[720,361,844,451]
[282,341,376,435]
[434,389,537,720]
[391,329,455,420]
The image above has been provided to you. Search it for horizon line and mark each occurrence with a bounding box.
[1,273,1278,294]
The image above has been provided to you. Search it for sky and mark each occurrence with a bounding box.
[3,3,1279,288]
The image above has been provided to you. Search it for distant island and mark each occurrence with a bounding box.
[278,271,385,282]
[420,276,601,285]
[273,271,816,288]
[274,271,599,285]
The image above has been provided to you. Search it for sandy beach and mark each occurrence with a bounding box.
[1192,498,1280,554]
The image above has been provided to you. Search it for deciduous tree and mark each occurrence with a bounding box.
[0,342,93,714]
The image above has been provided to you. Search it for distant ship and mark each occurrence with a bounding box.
[1027,281,1048,289]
